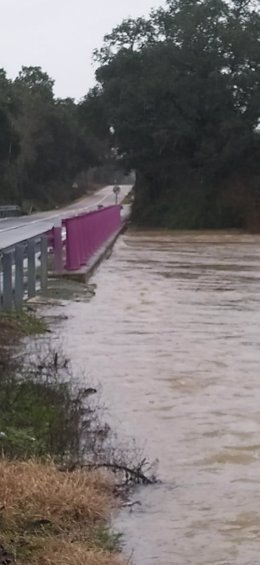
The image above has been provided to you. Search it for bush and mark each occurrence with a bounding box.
[0,345,103,462]
[0,339,157,485]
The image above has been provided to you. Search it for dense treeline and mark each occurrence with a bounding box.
[2,0,260,227]
[94,0,260,229]
[0,66,113,210]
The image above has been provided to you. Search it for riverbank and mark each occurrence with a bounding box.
[0,459,121,565]
[0,311,124,565]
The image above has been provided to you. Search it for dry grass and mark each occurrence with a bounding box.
[0,460,114,529]
[30,540,121,565]
[0,460,123,565]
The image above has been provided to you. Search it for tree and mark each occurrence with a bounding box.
[8,67,104,207]
[78,88,127,185]
[0,69,20,203]
[94,0,260,228]
[16,66,54,99]
[0,65,110,208]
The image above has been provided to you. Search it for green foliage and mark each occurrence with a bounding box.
[94,0,260,228]
[0,69,20,203]
[0,66,112,208]
[92,527,122,552]
[0,311,48,336]
[0,348,102,462]
[0,314,86,462]
[0,373,75,458]
[16,66,54,98]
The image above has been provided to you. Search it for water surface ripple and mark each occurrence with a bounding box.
[59,230,260,565]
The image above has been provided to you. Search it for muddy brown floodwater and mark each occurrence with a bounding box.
[57,230,260,565]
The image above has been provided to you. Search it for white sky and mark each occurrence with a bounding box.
[0,0,161,100]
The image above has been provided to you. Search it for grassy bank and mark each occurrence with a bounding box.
[0,459,121,565]
[0,311,124,565]
[0,310,48,345]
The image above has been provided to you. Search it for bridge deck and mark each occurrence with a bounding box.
[0,185,132,250]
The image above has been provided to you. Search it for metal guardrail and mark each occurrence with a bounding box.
[0,188,131,311]
[0,234,48,311]
[62,205,122,271]
[47,205,122,274]
[0,205,23,218]
[0,206,122,311]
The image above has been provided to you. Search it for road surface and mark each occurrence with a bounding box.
[0,185,132,250]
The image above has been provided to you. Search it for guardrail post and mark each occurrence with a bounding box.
[79,215,87,266]
[53,224,63,273]
[27,239,36,298]
[2,251,13,311]
[14,244,24,310]
[40,235,48,291]
[0,258,2,313]
[65,217,81,271]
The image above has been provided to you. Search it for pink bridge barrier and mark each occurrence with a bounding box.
[52,205,122,272]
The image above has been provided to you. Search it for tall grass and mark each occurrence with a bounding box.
[0,459,122,565]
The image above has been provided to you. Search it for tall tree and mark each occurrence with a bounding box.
[0,65,111,208]
[94,0,260,228]
[0,69,20,202]
[10,67,103,207]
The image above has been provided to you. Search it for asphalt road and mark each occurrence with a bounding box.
[0,185,132,250]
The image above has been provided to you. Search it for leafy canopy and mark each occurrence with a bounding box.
[94,0,260,227]
[0,66,112,207]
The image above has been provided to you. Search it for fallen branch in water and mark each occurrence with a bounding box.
[67,459,158,485]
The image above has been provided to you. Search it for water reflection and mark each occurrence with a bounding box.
[58,230,260,565]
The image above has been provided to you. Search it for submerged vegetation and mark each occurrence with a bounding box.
[0,311,156,564]
[0,311,48,341]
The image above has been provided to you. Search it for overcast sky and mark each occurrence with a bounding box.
[0,0,161,100]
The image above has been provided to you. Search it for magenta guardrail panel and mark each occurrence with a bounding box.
[64,216,81,270]
[64,205,121,271]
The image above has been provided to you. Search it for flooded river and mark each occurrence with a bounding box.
[59,230,260,565]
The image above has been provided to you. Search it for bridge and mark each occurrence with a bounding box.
[0,185,132,311]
